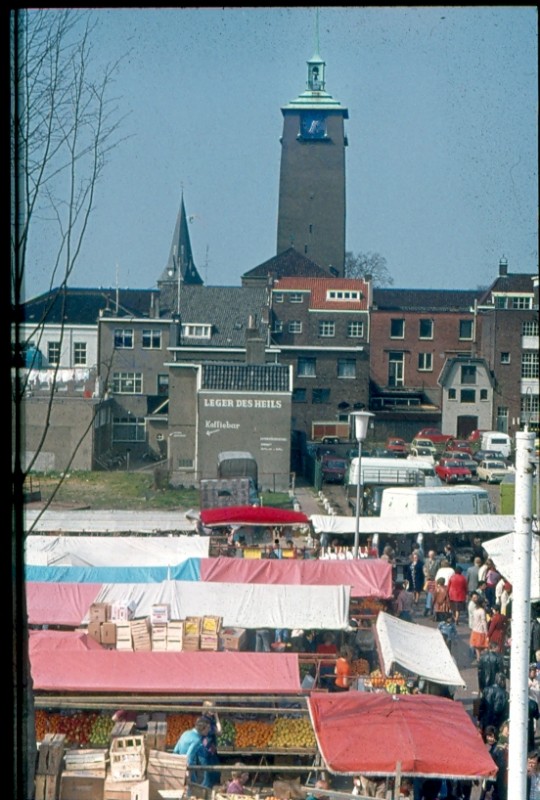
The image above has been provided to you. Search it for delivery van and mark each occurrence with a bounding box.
[379,485,493,516]
[480,432,512,460]
[348,457,441,488]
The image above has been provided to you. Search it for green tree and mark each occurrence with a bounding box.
[344,251,394,287]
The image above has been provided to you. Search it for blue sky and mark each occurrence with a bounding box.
[24,7,538,297]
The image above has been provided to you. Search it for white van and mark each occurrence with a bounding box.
[379,485,493,516]
[348,457,441,488]
[480,432,512,460]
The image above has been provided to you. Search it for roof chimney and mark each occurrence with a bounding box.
[499,256,508,277]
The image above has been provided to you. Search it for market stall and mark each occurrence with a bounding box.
[307,692,497,780]
[483,531,540,601]
[24,508,198,533]
[27,582,102,627]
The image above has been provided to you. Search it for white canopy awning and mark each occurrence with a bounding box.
[310,514,515,536]
[375,611,466,687]
[25,535,209,566]
[24,509,197,533]
[83,580,351,630]
[483,533,540,601]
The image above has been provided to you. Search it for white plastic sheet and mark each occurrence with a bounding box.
[25,535,209,566]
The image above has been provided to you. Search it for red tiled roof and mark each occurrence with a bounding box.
[274,277,369,311]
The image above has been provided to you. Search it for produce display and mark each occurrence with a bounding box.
[36,709,317,751]
[366,669,410,694]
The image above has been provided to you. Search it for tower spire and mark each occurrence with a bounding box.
[158,193,203,292]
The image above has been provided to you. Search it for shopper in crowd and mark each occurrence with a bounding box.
[478,673,509,734]
[438,613,458,653]
[530,664,540,708]
[467,556,484,594]
[356,774,388,798]
[255,628,271,652]
[479,726,500,800]
[435,558,455,586]
[447,564,468,625]
[442,542,457,570]
[527,751,540,800]
[404,549,424,606]
[472,536,488,564]
[396,580,415,622]
[531,611,540,663]
[487,606,509,654]
[478,642,505,693]
[173,717,212,786]
[422,549,439,617]
[227,764,251,795]
[333,644,355,692]
[433,576,450,622]
[470,597,490,662]
[200,700,222,789]
[484,560,502,609]
[529,696,540,753]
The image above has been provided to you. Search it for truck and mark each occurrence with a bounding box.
[311,421,351,443]
[480,432,513,460]
[347,457,442,516]
[217,451,258,484]
[379,485,493,517]
[320,454,348,484]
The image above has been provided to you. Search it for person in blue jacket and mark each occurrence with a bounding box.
[173,717,212,787]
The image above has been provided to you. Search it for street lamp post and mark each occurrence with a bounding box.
[351,411,374,558]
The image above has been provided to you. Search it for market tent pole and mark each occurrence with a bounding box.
[507,430,535,799]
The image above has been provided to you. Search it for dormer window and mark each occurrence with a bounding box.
[327,290,362,302]
[182,324,212,339]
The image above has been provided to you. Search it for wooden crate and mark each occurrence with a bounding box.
[181,634,200,651]
[201,615,221,634]
[166,622,183,652]
[145,722,167,753]
[147,750,187,800]
[104,774,149,800]
[200,633,219,651]
[110,736,146,783]
[116,622,133,651]
[131,619,152,652]
[111,722,136,740]
[64,749,108,773]
[59,772,105,799]
[183,617,201,636]
[34,773,59,800]
[37,733,66,775]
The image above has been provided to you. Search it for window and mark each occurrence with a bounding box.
[112,416,146,442]
[157,374,169,395]
[274,293,284,303]
[47,341,60,364]
[73,342,87,366]
[521,393,539,417]
[388,352,404,387]
[522,320,539,336]
[461,365,476,384]
[418,353,433,371]
[297,357,316,377]
[495,296,507,309]
[459,320,473,340]
[500,352,511,364]
[511,296,532,309]
[273,320,283,333]
[521,352,539,379]
[289,293,303,303]
[319,321,335,337]
[183,324,212,338]
[292,388,307,403]
[312,388,331,404]
[337,359,356,379]
[480,389,488,401]
[114,329,134,348]
[347,321,364,338]
[448,389,456,400]
[142,329,162,349]
[112,371,143,394]
[390,319,405,338]
[327,290,362,301]
[419,319,433,339]
[288,321,303,334]
[460,389,476,403]
[496,406,508,433]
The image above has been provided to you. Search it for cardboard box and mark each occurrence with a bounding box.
[104,774,149,800]
[34,773,58,800]
[183,617,201,636]
[89,603,110,623]
[110,604,135,622]
[181,634,199,651]
[37,732,66,775]
[101,622,117,645]
[220,627,247,651]
[201,615,221,634]
[200,633,219,651]
[59,773,105,800]
[151,604,170,624]
[88,621,103,644]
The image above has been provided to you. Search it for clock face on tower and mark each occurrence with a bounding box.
[300,112,327,139]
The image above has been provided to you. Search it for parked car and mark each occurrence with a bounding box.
[467,429,488,443]
[415,428,453,445]
[385,437,408,457]
[477,459,513,484]
[435,458,472,483]
[370,448,401,458]
[410,438,437,457]
[321,454,348,484]
[445,438,473,455]
[441,451,478,478]
[472,448,507,464]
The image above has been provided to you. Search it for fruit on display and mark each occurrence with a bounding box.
[367,669,409,694]
[235,720,274,749]
[350,658,370,676]
[89,714,115,745]
[268,717,316,749]
[217,717,236,748]
[165,713,198,747]
[37,711,99,746]
[35,710,49,741]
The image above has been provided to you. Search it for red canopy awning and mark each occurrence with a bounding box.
[31,651,302,694]
[200,506,309,527]
[308,692,497,779]
[29,629,104,652]
[26,582,102,626]
[200,557,392,598]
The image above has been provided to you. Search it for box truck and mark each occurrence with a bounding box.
[379,485,493,517]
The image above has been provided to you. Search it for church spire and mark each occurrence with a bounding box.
[307,8,325,92]
[159,193,203,288]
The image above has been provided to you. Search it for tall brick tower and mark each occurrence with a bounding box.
[276,30,348,277]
